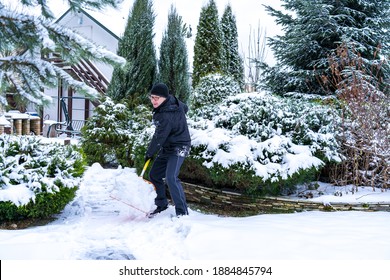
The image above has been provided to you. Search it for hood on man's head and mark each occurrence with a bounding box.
[150,83,169,98]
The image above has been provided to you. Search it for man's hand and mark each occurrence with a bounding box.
[144,155,153,163]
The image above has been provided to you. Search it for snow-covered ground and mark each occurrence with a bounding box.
[1,162,389,261]
[1,162,389,280]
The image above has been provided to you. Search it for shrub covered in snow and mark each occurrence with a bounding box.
[82,82,342,195]
[0,135,86,221]
[81,97,153,169]
[190,73,241,111]
[182,90,342,195]
[325,45,390,188]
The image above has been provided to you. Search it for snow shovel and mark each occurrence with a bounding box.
[109,160,154,216]
[140,158,154,187]
[140,158,151,178]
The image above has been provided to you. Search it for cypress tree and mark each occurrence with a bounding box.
[107,0,157,106]
[192,0,224,88]
[158,5,191,103]
[106,65,127,102]
[262,0,390,95]
[221,4,245,91]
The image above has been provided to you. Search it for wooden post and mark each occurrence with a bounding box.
[14,119,22,135]
[22,119,30,135]
[30,118,41,135]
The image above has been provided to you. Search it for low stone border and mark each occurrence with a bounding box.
[182,182,390,213]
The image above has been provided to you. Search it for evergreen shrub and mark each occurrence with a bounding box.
[0,135,86,222]
[182,75,342,195]
[190,73,240,111]
[81,75,342,196]
[81,97,153,170]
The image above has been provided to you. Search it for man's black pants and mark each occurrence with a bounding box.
[149,150,188,216]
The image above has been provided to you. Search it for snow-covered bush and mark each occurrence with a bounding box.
[81,83,342,196]
[81,97,153,169]
[325,45,390,188]
[183,91,342,195]
[0,135,86,221]
[190,73,241,111]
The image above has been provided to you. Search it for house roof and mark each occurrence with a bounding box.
[56,8,120,41]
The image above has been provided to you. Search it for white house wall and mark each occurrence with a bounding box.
[38,9,119,127]
[42,88,59,121]
[61,10,118,80]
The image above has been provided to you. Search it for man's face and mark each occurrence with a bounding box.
[150,95,166,108]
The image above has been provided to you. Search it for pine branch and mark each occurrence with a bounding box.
[0,1,126,106]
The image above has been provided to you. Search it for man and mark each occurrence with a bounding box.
[145,83,191,217]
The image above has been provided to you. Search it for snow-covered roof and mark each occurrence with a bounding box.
[0,115,11,126]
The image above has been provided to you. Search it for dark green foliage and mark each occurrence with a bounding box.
[158,5,191,103]
[107,0,157,106]
[262,0,390,96]
[181,155,261,192]
[130,138,152,179]
[0,201,19,221]
[22,181,77,219]
[192,0,224,88]
[180,153,214,187]
[190,73,240,111]
[81,97,152,168]
[0,135,85,222]
[70,148,88,177]
[221,4,245,90]
[257,166,320,196]
[80,97,134,167]
[0,182,77,222]
[186,82,341,195]
[106,65,127,101]
[181,150,320,196]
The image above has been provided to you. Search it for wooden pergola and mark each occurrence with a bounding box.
[43,53,111,125]
[44,52,110,98]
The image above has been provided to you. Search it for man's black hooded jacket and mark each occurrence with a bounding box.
[145,95,191,158]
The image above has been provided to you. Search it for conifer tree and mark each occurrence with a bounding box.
[192,0,224,88]
[107,0,157,106]
[158,5,191,103]
[106,64,127,102]
[0,0,125,107]
[221,4,245,90]
[262,0,390,95]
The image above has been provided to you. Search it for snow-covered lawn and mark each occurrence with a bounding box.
[0,160,389,280]
[1,162,389,261]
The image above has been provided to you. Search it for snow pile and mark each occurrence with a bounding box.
[78,163,156,218]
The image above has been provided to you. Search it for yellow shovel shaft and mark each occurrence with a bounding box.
[140,158,151,178]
